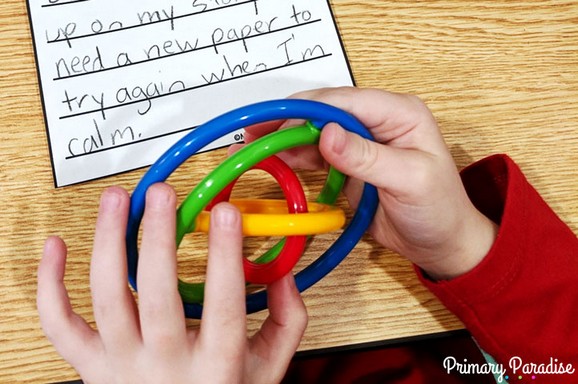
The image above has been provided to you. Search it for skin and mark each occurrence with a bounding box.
[37,184,308,384]
[241,87,498,280]
[37,87,498,383]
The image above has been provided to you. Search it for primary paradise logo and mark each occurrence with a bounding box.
[443,356,575,382]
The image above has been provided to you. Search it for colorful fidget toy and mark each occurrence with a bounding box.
[126,99,378,318]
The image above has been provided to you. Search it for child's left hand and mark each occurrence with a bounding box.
[37,183,308,384]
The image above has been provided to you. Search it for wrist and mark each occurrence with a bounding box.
[422,209,499,281]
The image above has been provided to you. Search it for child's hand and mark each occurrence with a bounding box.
[243,87,498,280]
[37,184,307,384]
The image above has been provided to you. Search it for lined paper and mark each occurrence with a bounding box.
[27,0,353,187]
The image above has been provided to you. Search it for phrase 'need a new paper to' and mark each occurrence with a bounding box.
[27,0,353,187]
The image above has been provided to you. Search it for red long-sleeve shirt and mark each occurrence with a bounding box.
[417,154,578,383]
[284,154,578,383]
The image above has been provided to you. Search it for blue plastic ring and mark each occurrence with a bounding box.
[126,99,379,318]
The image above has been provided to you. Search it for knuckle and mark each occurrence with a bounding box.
[405,93,426,106]
[405,94,437,122]
[145,328,179,351]
[294,307,309,332]
[351,138,380,174]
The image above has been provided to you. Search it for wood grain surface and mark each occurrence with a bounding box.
[1,1,577,382]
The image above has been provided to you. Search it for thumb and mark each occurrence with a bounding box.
[319,123,430,194]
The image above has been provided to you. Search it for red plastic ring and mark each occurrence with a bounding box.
[205,155,307,284]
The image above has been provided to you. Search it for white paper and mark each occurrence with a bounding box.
[27,0,354,187]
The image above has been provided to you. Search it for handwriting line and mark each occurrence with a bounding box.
[59,53,333,120]
[47,0,257,44]
[53,19,322,81]
[42,0,91,7]
[64,125,199,159]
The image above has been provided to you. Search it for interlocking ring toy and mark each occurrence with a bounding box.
[126,99,379,319]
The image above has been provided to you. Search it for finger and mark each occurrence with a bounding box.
[271,143,326,170]
[199,203,246,356]
[137,183,187,355]
[227,143,244,156]
[273,117,325,170]
[38,236,102,367]
[290,86,444,151]
[90,187,141,352]
[229,125,325,171]
[249,274,308,383]
[229,142,324,171]
[243,120,285,143]
[319,123,441,196]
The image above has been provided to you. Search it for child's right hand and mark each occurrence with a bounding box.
[243,87,499,280]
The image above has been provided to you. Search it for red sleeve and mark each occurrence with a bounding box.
[416,154,578,382]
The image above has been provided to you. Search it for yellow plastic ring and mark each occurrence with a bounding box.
[194,199,346,236]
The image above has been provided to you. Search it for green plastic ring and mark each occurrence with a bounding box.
[177,122,346,303]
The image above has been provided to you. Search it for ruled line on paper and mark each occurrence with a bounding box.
[46,1,258,46]
[58,53,332,123]
[53,18,322,81]
[27,0,354,186]
[65,124,198,159]
[42,0,91,8]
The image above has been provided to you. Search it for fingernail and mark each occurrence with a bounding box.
[147,184,173,209]
[43,236,58,254]
[212,203,240,229]
[100,187,122,211]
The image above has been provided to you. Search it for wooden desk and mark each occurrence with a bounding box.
[1,1,576,382]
